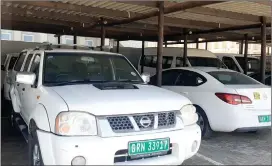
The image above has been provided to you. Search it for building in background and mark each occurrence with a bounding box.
[1,29,270,55]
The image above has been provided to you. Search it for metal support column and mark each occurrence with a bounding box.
[196,38,199,49]
[73,35,77,49]
[183,29,188,67]
[141,40,145,74]
[205,42,208,50]
[101,18,106,51]
[239,40,244,54]
[165,41,168,47]
[244,34,248,74]
[260,16,266,83]
[57,35,61,48]
[116,40,120,53]
[156,1,164,87]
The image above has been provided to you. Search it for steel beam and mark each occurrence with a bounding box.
[260,16,267,83]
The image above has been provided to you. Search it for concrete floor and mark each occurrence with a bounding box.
[1,101,271,165]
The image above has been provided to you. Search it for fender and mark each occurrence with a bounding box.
[28,104,51,132]
[10,85,20,113]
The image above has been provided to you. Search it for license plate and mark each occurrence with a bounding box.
[128,138,170,156]
[258,115,271,123]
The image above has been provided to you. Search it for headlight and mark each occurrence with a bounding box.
[178,104,198,126]
[55,111,97,136]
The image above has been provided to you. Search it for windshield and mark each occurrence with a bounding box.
[235,57,260,72]
[43,53,143,86]
[188,57,227,68]
[208,71,260,85]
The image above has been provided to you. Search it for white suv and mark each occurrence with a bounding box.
[9,44,201,165]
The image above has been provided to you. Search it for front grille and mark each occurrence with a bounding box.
[107,116,134,132]
[107,111,176,133]
[158,112,176,128]
[114,144,173,163]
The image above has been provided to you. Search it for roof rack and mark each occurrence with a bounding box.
[34,42,94,50]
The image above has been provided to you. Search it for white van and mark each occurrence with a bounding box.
[216,53,261,75]
[138,47,226,76]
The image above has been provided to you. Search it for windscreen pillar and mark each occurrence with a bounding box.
[141,40,145,74]
[243,34,248,74]
[260,16,266,83]
[183,29,188,67]
[205,42,208,50]
[156,1,164,87]
[239,40,244,54]
[101,18,106,51]
[116,40,120,53]
[73,35,77,49]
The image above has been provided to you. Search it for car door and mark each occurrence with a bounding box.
[21,52,42,122]
[161,69,207,102]
[10,51,28,114]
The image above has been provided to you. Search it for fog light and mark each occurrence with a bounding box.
[71,156,86,165]
[191,141,198,152]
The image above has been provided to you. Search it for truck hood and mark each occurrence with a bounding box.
[49,84,191,116]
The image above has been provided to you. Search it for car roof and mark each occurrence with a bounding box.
[216,53,258,59]
[43,49,123,56]
[163,66,234,73]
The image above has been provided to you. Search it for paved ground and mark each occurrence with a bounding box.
[1,100,271,165]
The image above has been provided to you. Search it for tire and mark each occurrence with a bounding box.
[28,129,44,166]
[195,106,213,139]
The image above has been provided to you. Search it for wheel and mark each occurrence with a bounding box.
[195,106,213,139]
[28,130,44,166]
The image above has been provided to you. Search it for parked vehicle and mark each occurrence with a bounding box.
[138,47,226,76]
[1,53,19,101]
[249,71,271,86]
[2,50,33,101]
[1,53,19,90]
[216,53,260,75]
[149,67,271,138]
[9,43,201,165]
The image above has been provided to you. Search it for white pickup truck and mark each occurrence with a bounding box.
[9,44,201,165]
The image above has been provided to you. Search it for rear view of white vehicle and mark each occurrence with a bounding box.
[9,44,201,165]
[150,67,271,138]
[1,53,19,100]
[138,47,226,76]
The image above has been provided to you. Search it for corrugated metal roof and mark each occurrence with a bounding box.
[206,1,271,17]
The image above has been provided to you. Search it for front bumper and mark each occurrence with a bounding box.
[37,124,201,165]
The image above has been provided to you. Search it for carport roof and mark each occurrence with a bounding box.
[1,0,271,42]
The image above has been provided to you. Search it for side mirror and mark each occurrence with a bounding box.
[1,65,5,70]
[16,72,36,85]
[141,73,150,83]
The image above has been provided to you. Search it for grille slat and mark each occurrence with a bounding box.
[107,111,176,133]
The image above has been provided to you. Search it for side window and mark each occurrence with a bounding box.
[8,57,18,70]
[14,52,27,71]
[176,57,184,67]
[150,70,180,86]
[162,56,173,69]
[141,55,173,69]
[176,70,207,86]
[222,57,239,72]
[23,54,34,71]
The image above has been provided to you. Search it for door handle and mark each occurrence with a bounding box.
[22,88,25,91]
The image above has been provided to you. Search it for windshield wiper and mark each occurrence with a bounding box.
[45,79,105,86]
